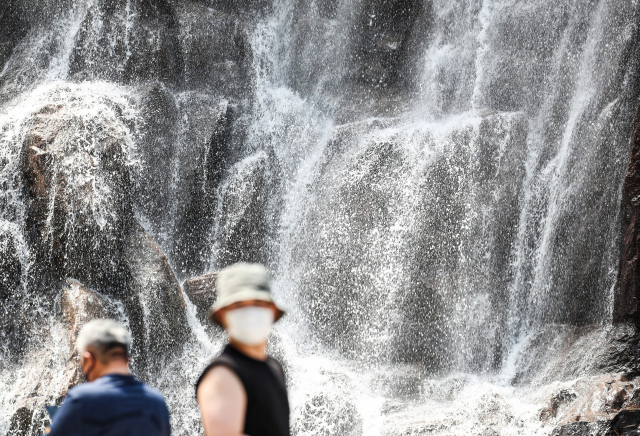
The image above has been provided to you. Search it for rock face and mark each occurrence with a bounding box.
[171,103,235,277]
[176,2,253,97]
[212,150,270,267]
[69,0,184,86]
[62,278,116,346]
[21,103,133,295]
[546,373,640,435]
[350,0,421,89]
[183,271,218,323]
[0,0,29,71]
[617,107,640,326]
[6,279,118,436]
[507,323,639,386]
[124,221,188,378]
[0,225,22,302]
[294,112,527,370]
[3,94,191,431]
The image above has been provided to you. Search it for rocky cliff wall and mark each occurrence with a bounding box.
[2,0,640,435]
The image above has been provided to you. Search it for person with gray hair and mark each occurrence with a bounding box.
[47,319,171,436]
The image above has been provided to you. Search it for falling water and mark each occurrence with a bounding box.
[1,0,640,434]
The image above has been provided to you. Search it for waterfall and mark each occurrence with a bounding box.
[1,0,640,435]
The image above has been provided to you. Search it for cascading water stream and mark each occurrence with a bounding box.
[1,0,640,435]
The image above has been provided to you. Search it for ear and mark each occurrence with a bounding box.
[81,350,95,369]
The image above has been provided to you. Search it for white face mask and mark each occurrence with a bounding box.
[225,306,275,346]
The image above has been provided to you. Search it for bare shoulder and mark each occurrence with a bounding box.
[198,365,244,397]
[197,365,247,436]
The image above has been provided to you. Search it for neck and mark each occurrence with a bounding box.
[229,338,268,361]
[90,360,130,381]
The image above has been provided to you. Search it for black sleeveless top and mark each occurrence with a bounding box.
[195,345,290,436]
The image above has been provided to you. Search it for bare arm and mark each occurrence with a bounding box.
[197,365,247,436]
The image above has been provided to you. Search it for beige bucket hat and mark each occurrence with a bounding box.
[207,262,285,325]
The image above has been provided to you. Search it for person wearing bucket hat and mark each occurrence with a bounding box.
[196,263,290,436]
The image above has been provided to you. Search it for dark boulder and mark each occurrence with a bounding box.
[0,0,29,72]
[176,2,253,97]
[0,225,22,302]
[124,221,189,378]
[540,389,578,422]
[62,278,118,348]
[171,102,235,277]
[183,271,218,322]
[133,82,180,238]
[606,410,640,436]
[15,94,190,378]
[212,150,271,267]
[60,278,121,388]
[617,104,640,326]
[21,103,133,295]
[551,421,611,436]
[69,0,184,86]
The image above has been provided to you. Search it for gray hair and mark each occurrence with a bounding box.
[76,319,131,356]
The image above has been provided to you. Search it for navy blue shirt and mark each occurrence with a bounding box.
[48,374,170,436]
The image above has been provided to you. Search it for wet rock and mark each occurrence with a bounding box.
[176,3,253,97]
[60,278,121,387]
[292,390,363,436]
[295,112,527,368]
[606,410,640,436]
[171,102,235,277]
[297,122,415,360]
[0,0,29,72]
[545,373,640,436]
[540,389,578,421]
[62,279,114,344]
[7,407,36,436]
[212,151,270,267]
[551,421,610,436]
[69,0,184,86]
[131,86,236,279]
[183,271,218,321]
[350,0,421,89]
[4,281,110,436]
[133,82,180,237]
[550,410,640,436]
[124,221,189,379]
[3,236,188,434]
[0,225,22,301]
[617,104,640,327]
[558,375,635,422]
[21,103,133,295]
[509,324,639,386]
[17,94,190,380]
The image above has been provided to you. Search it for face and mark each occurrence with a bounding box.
[216,299,278,329]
